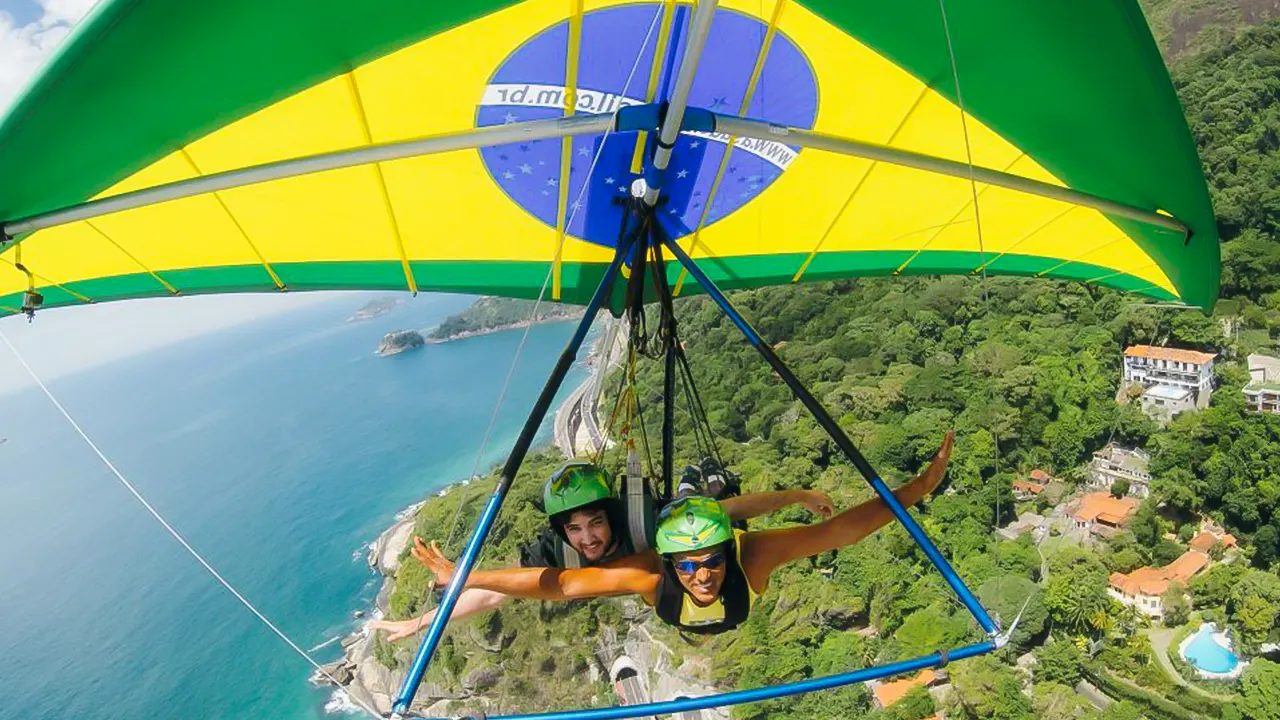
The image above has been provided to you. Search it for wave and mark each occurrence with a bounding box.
[324,689,363,716]
[308,635,342,653]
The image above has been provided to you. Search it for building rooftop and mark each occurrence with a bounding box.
[1110,551,1209,598]
[1014,479,1046,495]
[1073,493,1137,525]
[1145,384,1193,401]
[1244,382,1280,393]
[1125,345,1217,364]
[1190,530,1237,552]
[1094,445,1150,472]
[999,512,1047,539]
[872,670,937,709]
[1248,353,1280,378]
[1029,469,1052,483]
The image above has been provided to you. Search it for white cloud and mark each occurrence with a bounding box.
[39,0,99,24]
[0,0,98,113]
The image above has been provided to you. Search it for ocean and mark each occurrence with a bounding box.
[0,294,590,720]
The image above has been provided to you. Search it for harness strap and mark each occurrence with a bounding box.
[623,474,653,553]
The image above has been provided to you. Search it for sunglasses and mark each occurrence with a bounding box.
[673,552,726,574]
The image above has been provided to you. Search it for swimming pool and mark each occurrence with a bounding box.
[1181,624,1240,676]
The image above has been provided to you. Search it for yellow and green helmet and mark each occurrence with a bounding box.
[543,462,615,517]
[655,496,734,555]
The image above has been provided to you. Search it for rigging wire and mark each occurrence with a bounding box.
[413,5,668,649]
[439,1,665,545]
[0,330,384,718]
[936,0,993,533]
[938,0,1029,633]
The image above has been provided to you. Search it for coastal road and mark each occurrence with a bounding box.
[581,365,604,449]
[555,317,624,458]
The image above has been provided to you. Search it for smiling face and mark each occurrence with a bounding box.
[561,507,614,562]
[671,545,729,606]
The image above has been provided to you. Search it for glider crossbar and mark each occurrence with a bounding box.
[420,640,997,720]
[705,112,1190,237]
[2,112,623,237]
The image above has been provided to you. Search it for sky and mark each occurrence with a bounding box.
[0,1,411,394]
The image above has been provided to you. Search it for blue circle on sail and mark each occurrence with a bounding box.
[476,4,818,247]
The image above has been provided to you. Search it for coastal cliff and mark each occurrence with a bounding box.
[377,330,425,357]
[426,297,583,343]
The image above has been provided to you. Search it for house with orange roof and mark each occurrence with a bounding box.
[1122,345,1217,420]
[1189,530,1237,554]
[1108,550,1210,617]
[870,670,943,711]
[1071,492,1137,538]
[1013,479,1046,501]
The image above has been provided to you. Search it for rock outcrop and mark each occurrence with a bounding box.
[377,330,425,356]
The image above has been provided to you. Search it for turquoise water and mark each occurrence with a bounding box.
[1183,625,1239,674]
[0,294,588,720]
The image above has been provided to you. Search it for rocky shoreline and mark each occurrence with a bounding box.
[311,502,420,716]
[425,315,578,344]
[376,330,426,357]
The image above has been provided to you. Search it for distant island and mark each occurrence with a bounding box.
[376,330,425,357]
[349,296,403,322]
[425,296,582,343]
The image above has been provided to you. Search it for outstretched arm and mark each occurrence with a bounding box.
[412,538,661,605]
[369,589,509,642]
[720,489,835,523]
[741,432,954,593]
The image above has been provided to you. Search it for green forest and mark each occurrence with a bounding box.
[427,296,581,340]
[375,12,1280,720]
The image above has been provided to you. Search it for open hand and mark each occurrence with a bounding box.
[797,489,835,518]
[369,617,425,642]
[412,537,456,589]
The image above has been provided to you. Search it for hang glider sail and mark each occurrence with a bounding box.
[0,1,1220,719]
[0,0,1217,319]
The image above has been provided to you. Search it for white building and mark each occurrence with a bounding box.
[1244,354,1280,415]
[1123,345,1217,420]
[1108,551,1209,619]
[1089,445,1152,498]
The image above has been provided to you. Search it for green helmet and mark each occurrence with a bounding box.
[544,462,614,517]
[655,496,734,555]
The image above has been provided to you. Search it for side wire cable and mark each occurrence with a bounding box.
[0,330,383,718]
[939,0,1016,631]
